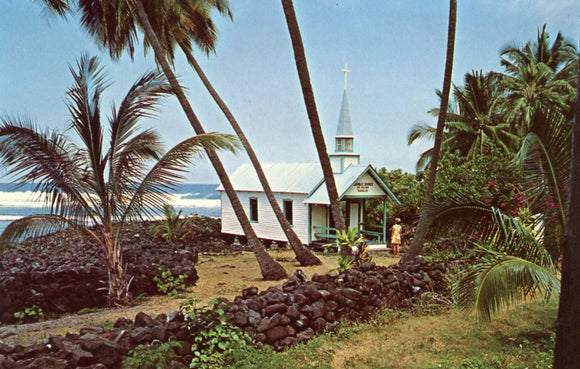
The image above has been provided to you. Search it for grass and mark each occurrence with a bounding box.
[3,249,557,369]
[254,300,557,369]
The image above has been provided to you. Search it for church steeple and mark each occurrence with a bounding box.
[329,64,360,173]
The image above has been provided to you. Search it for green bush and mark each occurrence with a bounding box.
[123,341,181,369]
[14,304,44,323]
[180,298,254,369]
[153,265,188,296]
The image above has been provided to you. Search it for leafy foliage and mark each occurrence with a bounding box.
[180,297,253,369]
[150,204,191,242]
[123,341,181,369]
[153,265,188,297]
[333,227,372,272]
[365,167,425,225]
[13,305,44,323]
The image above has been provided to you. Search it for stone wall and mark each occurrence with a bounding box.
[225,257,446,351]
[0,258,447,369]
[0,222,200,323]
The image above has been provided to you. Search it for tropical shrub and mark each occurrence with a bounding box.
[153,266,188,297]
[333,227,372,272]
[123,341,182,369]
[150,204,191,242]
[364,167,425,225]
[180,297,253,369]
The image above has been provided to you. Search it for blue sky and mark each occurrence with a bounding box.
[1,1,579,183]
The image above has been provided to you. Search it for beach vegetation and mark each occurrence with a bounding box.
[0,54,238,305]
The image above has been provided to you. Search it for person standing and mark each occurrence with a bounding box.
[390,218,402,257]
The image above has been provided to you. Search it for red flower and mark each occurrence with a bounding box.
[500,203,506,208]
[487,181,497,189]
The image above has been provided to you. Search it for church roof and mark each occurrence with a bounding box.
[217,162,400,205]
[216,162,322,194]
[336,90,353,137]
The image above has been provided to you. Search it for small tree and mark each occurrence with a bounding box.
[0,54,237,305]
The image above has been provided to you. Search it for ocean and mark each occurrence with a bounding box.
[0,183,221,234]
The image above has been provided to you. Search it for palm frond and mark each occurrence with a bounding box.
[0,118,97,225]
[121,133,239,222]
[0,214,77,252]
[66,54,109,196]
[407,122,436,145]
[456,254,560,321]
[34,0,71,17]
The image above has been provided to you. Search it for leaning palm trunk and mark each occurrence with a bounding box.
[179,42,321,266]
[402,0,457,263]
[280,0,349,258]
[134,0,287,280]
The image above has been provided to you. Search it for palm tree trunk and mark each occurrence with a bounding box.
[553,71,580,368]
[180,42,321,266]
[402,0,456,263]
[134,0,287,280]
[280,0,350,259]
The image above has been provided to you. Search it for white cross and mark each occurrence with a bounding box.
[341,63,351,91]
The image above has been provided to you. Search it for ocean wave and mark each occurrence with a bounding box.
[0,191,47,208]
[167,194,220,208]
[0,215,23,221]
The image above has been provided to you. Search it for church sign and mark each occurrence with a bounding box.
[354,181,373,193]
[344,173,386,197]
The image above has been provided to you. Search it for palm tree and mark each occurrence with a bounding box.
[36,0,288,280]
[425,201,560,321]
[408,71,517,170]
[279,0,349,258]
[402,0,457,262]
[500,25,578,132]
[515,108,572,259]
[145,0,321,266]
[0,54,237,304]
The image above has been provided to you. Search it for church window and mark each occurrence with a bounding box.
[336,140,342,151]
[345,139,352,151]
[249,197,258,222]
[283,199,293,225]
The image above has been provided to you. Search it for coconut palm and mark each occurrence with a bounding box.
[415,191,560,321]
[515,107,572,258]
[409,72,517,170]
[402,0,457,262]
[0,54,238,304]
[449,207,559,321]
[279,0,349,258]
[143,0,321,266]
[500,25,578,132]
[444,71,517,157]
[36,0,289,280]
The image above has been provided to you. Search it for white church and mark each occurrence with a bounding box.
[218,66,400,246]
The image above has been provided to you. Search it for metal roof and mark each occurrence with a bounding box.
[217,162,400,205]
[216,162,323,194]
